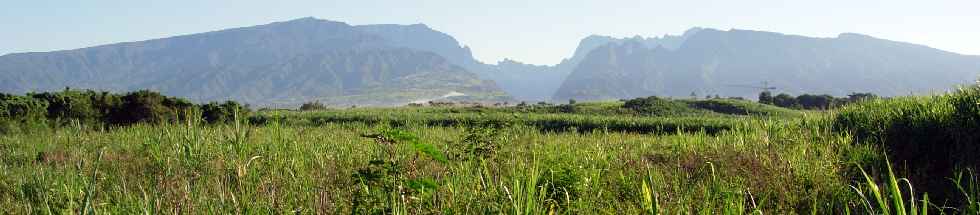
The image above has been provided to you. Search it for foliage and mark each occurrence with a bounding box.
[3,87,980,214]
[760,91,880,110]
[0,90,253,126]
[773,93,800,108]
[853,158,929,215]
[556,103,577,113]
[451,123,504,160]
[687,99,800,117]
[107,90,194,124]
[201,101,247,124]
[279,109,734,135]
[0,93,48,119]
[30,90,101,122]
[834,85,980,203]
[623,96,696,116]
[758,91,774,105]
[299,101,327,111]
[536,166,581,208]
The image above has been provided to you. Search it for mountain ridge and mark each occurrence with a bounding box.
[554,28,980,101]
[2,17,978,105]
[0,17,509,107]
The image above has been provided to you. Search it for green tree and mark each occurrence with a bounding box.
[29,90,100,122]
[758,91,774,105]
[201,101,246,124]
[796,94,835,110]
[300,100,327,111]
[0,93,48,119]
[846,92,879,103]
[773,93,798,108]
[109,90,192,124]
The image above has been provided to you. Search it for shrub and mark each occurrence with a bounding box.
[300,101,327,111]
[758,91,774,105]
[201,101,247,124]
[623,96,693,116]
[29,90,102,122]
[0,93,48,119]
[688,100,752,115]
[557,104,577,113]
[772,93,798,108]
[109,90,193,125]
[796,94,836,110]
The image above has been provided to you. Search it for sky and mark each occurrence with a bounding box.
[2,0,979,65]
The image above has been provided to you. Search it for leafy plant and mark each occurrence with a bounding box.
[852,158,929,215]
[451,123,503,160]
[536,166,581,209]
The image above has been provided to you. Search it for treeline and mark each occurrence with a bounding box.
[0,89,247,125]
[758,91,878,109]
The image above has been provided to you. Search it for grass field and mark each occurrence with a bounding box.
[1,91,978,214]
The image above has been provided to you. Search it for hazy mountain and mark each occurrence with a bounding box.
[500,29,706,102]
[5,18,976,105]
[554,28,980,101]
[0,17,508,106]
[352,23,565,101]
[324,22,702,102]
[355,23,481,69]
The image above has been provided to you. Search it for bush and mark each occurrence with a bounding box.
[623,96,693,116]
[109,90,193,125]
[300,101,327,111]
[29,90,103,122]
[201,101,247,124]
[557,104,577,113]
[758,91,774,105]
[688,99,752,115]
[0,89,259,126]
[0,93,48,119]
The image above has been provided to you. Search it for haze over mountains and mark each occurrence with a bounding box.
[0,18,508,106]
[554,29,980,101]
[1,17,978,106]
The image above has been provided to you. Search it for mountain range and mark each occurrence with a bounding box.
[2,17,978,106]
[554,29,980,101]
[0,18,508,107]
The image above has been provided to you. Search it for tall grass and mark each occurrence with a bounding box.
[834,85,980,204]
[1,86,977,213]
[0,112,863,213]
[853,158,929,215]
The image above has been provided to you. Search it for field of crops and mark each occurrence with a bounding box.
[1,91,979,214]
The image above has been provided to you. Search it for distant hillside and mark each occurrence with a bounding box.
[0,17,508,107]
[554,28,980,101]
[351,23,566,101]
[4,18,978,105]
[480,28,705,102]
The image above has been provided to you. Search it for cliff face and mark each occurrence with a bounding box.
[554,29,980,101]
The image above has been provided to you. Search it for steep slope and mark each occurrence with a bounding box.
[348,24,706,102]
[355,23,481,69]
[354,23,562,101]
[0,18,508,106]
[539,29,704,102]
[554,28,980,101]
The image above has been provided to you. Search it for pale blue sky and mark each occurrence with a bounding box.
[2,0,978,65]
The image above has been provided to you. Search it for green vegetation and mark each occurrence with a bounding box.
[0,85,978,214]
[760,91,880,110]
[299,101,327,111]
[834,86,980,202]
[0,89,245,127]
